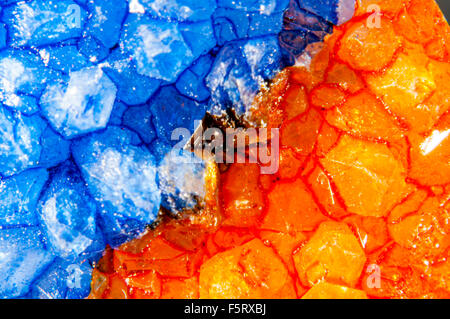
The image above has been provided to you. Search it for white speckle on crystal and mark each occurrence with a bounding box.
[179,5,194,19]
[129,0,145,13]
[259,1,276,15]
[93,6,107,27]
[39,49,50,66]
[420,130,450,156]
[0,58,33,108]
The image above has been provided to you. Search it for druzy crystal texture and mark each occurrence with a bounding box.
[89,0,450,299]
[1,0,449,300]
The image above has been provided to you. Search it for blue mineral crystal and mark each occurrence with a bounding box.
[40,45,91,74]
[37,162,98,258]
[0,24,6,49]
[150,86,206,144]
[85,0,128,49]
[0,108,46,177]
[31,257,93,299]
[40,66,117,139]
[123,104,157,144]
[71,126,161,245]
[0,0,355,299]
[279,0,333,65]
[39,126,71,169]
[103,48,161,106]
[3,0,87,47]
[0,49,57,113]
[176,55,213,102]
[0,227,53,299]
[139,0,216,22]
[297,0,355,25]
[121,13,215,82]
[0,168,48,227]
[78,36,110,63]
[206,36,282,115]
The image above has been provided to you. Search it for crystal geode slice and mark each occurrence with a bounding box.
[0,0,449,300]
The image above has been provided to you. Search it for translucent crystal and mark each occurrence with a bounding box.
[40,67,117,139]
[0,227,53,299]
[72,126,161,246]
[37,162,97,257]
[3,0,87,47]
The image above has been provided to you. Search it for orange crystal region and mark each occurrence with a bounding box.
[89,0,450,299]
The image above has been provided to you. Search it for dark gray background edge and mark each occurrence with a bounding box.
[437,0,450,20]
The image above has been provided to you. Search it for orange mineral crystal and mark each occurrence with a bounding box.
[89,0,450,299]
